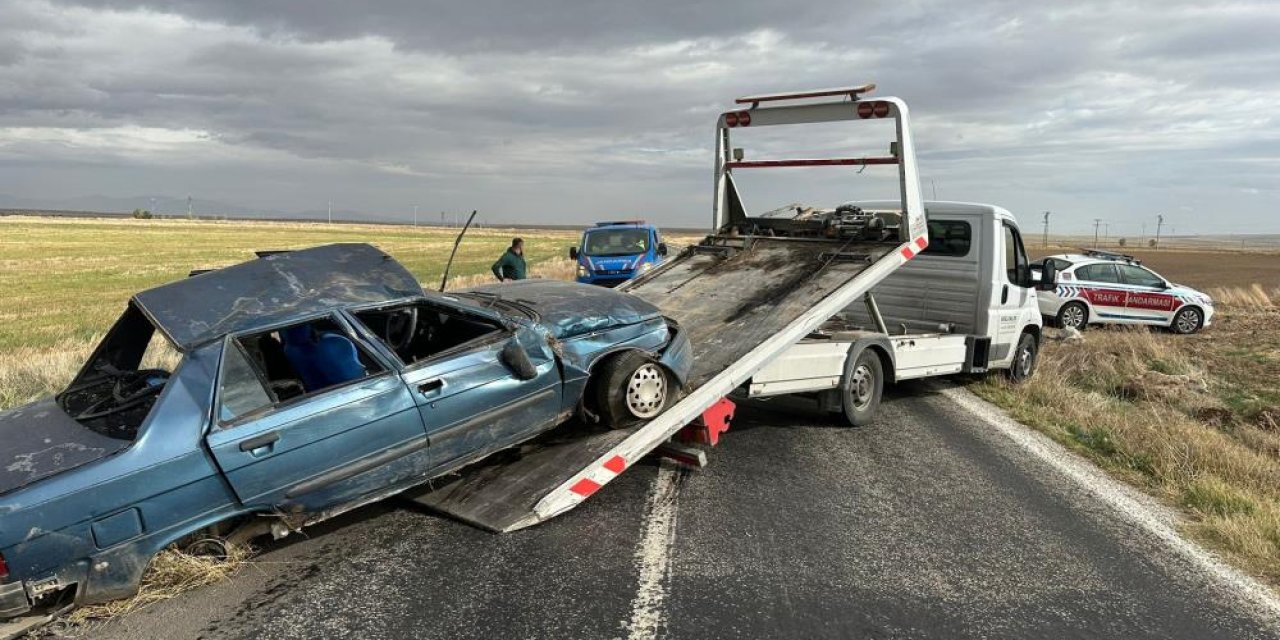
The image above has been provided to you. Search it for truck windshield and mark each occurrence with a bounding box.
[583,229,649,256]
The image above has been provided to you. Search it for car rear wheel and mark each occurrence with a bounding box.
[1171,306,1204,335]
[595,351,671,429]
[1057,301,1088,330]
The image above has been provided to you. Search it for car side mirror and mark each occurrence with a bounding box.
[569,246,579,260]
[500,338,538,380]
[1036,263,1057,291]
[658,242,668,257]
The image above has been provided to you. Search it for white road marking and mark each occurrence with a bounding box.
[942,385,1280,623]
[623,463,683,640]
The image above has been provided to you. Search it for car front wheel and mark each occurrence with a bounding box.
[1171,306,1204,335]
[595,351,671,429]
[1005,332,1038,383]
[1057,301,1088,330]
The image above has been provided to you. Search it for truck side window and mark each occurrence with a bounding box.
[921,221,970,257]
[1003,223,1030,287]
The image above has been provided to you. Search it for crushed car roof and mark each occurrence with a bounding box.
[133,243,424,350]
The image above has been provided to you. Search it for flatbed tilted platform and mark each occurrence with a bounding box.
[410,85,928,532]
[404,424,637,532]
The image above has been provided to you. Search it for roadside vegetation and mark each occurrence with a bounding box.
[974,281,1280,584]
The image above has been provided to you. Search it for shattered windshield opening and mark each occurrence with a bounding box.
[57,303,179,441]
[583,229,649,257]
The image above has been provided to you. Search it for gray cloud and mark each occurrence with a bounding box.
[0,0,1276,234]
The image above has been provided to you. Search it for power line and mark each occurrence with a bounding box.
[1093,218,1103,248]
[1042,211,1051,248]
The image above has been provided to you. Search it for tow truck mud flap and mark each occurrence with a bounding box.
[402,425,639,533]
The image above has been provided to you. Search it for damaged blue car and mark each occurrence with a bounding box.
[0,243,690,620]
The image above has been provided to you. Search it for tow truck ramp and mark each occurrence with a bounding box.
[411,85,928,532]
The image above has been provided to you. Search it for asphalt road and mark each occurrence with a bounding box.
[83,382,1280,640]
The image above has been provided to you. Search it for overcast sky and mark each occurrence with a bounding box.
[1,0,1277,234]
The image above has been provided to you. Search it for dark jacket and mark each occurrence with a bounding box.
[491,248,527,281]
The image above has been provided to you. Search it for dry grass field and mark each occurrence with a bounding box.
[978,246,1280,584]
[0,216,691,409]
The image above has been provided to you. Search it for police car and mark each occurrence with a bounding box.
[1034,249,1213,334]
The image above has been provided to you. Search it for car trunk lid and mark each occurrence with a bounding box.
[0,399,129,496]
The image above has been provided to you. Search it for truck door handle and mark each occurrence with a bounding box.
[1001,285,1009,304]
[239,432,279,452]
[418,379,445,395]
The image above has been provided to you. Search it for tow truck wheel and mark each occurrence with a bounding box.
[841,348,884,427]
[596,351,671,429]
[1056,301,1088,330]
[1005,332,1038,383]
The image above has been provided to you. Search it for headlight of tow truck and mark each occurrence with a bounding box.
[577,264,589,278]
[639,262,653,273]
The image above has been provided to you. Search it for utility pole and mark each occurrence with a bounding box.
[1042,211,1051,248]
[1154,214,1164,250]
[1093,218,1102,248]
[187,195,193,220]
[413,205,418,227]
[1141,222,1146,245]
[930,178,938,200]
[327,201,332,225]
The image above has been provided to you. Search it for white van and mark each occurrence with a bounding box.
[746,201,1046,425]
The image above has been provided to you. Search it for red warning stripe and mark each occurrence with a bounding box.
[569,455,629,497]
[603,455,627,474]
[569,478,601,497]
[900,236,928,260]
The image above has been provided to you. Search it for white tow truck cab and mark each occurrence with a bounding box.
[748,201,1046,425]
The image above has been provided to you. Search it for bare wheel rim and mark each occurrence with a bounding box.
[1061,305,1085,328]
[626,363,666,419]
[849,363,874,410]
[1176,309,1200,333]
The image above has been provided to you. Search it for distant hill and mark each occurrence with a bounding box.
[0,193,398,223]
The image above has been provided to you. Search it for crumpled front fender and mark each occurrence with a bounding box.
[657,321,692,388]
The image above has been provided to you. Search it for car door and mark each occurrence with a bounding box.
[399,323,562,473]
[1074,263,1129,323]
[205,320,428,512]
[1117,264,1177,324]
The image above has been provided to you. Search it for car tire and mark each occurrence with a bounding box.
[1004,331,1038,383]
[1056,301,1088,330]
[1171,306,1204,335]
[595,351,671,429]
[841,348,884,427]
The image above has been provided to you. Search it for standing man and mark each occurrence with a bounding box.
[491,237,528,282]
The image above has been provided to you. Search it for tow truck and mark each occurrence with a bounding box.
[746,200,1046,425]
[410,83,956,531]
